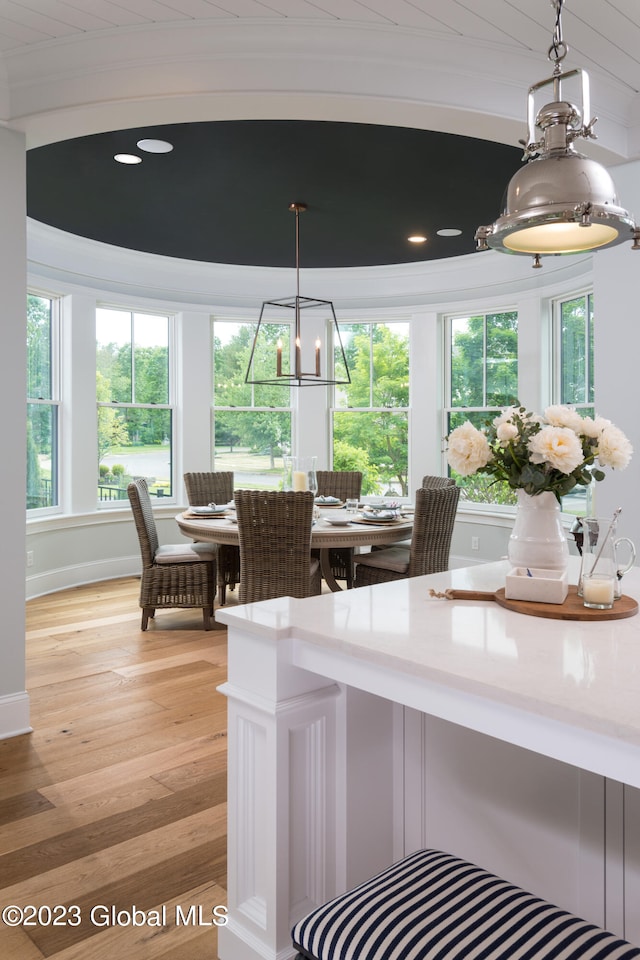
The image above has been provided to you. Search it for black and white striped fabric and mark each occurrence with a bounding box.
[292,848,640,960]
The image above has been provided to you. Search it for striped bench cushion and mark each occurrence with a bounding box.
[292,848,640,960]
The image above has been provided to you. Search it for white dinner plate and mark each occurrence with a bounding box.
[189,506,228,517]
[324,516,352,526]
[354,514,399,524]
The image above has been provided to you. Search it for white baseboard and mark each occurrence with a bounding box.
[449,554,487,568]
[26,556,140,600]
[0,691,31,740]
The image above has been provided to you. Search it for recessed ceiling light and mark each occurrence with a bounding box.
[437,228,462,237]
[114,153,142,164]
[407,235,427,243]
[137,139,174,153]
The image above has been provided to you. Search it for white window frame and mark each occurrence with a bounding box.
[442,307,519,514]
[96,305,175,506]
[552,288,594,412]
[212,316,294,484]
[330,318,411,498]
[551,288,595,517]
[27,290,61,516]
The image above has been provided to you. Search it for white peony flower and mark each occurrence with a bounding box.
[597,424,633,470]
[528,425,584,475]
[544,405,584,433]
[493,406,521,428]
[579,416,602,439]
[496,422,518,444]
[447,422,492,476]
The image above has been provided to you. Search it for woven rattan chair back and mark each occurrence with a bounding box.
[235,490,321,604]
[315,471,362,588]
[354,483,460,587]
[408,484,460,577]
[127,478,216,630]
[128,477,160,568]
[184,471,234,507]
[421,475,456,490]
[183,471,239,604]
[316,471,362,502]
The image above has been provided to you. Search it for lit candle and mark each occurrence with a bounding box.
[276,339,282,377]
[582,575,614,606]
[315,337,321,377]
[292,470,307,491]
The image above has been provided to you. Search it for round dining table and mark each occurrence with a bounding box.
[176,508,414,593]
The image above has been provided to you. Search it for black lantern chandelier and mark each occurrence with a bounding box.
[244,202,351,387]
[475,0,640,268]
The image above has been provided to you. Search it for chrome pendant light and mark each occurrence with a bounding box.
[244,202,350,387]
[475,0,640,267]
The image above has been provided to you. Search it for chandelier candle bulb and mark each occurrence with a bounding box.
[276,339,282,377]
[315,338,321,377]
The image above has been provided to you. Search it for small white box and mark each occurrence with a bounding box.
[504,566,568,604]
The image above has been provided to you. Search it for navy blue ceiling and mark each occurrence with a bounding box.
[27,119,522,269]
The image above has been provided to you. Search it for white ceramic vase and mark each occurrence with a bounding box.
[508,490,569,571]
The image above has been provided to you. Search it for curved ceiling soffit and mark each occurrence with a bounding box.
[27,221,593,313]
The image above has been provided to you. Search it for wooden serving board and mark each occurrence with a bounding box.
[429,585,638,621]
[496,585,638,620]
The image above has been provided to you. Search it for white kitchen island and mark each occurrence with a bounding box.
[216,559,640,960]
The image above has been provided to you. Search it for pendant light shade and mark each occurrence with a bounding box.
[475,1,640,267]
[244,202,350,387]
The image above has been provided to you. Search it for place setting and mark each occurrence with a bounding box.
[352,500,403,525]
[186,501,234,518]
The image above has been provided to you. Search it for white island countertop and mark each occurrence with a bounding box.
[216,559,640,789]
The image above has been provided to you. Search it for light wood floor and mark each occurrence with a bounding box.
[0,577,229,960]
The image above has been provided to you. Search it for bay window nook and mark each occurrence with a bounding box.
[24,221,638,605]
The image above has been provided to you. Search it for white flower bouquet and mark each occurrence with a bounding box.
[446,405,632,501]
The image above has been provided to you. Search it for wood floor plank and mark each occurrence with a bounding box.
[0,578,229,960]
[24,837,226,955]
[0,788,55,826]
[24,882,227,960]
[0,776,173,856]
[0,805,226,910]
[2,922,46,959]
[38,733,225,806]
[0,772,226,887]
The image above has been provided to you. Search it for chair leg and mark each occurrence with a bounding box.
[219,583,226,605]
[203,606,213,631]
[141,607,154,630]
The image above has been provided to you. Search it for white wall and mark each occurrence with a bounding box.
[0,127,29,738]
[592,161,640,552]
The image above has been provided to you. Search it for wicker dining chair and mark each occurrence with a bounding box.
[421,474,456,489]
[183,471,240,604]
[315,470,363,589]
[235,490,322,604]
[127,478,216,630]
[354,484,460,587]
